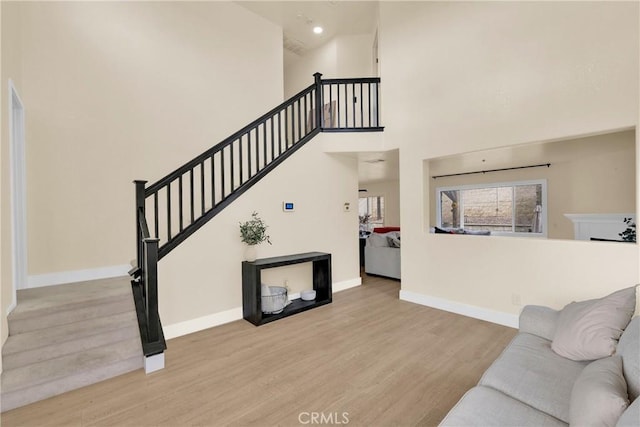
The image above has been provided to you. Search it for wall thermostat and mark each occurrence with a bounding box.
[283,202,295,212]
[343,202,351,212]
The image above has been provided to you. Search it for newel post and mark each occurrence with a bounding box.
[313,72,323,130]
[144,237,160,343]
[134,180,147,270]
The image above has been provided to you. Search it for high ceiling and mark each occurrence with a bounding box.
[237,1,379,56]
[238,1,393,184]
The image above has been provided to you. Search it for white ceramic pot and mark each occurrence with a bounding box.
[245,245,257,262]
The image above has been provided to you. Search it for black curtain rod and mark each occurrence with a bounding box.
[432,163,551,179]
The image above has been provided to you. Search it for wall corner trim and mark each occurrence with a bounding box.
[399,290,519,329]
[163,277,363,340]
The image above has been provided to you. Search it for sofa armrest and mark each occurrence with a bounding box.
[519,305,559,341]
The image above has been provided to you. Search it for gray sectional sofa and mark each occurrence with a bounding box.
[441,300,639,426]
[364,231,401,280]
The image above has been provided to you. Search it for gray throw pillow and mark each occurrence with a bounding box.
[570,355,629,427]
[387,236,401,248]
[551,286,636,361]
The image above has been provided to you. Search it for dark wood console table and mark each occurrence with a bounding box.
[242,252,332,326]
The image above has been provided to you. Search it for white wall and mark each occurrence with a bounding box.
[380,1,639,323]
[1,2,362,339]
[160,133,360,335]
[12,2,284,278]
[284,34,375,98]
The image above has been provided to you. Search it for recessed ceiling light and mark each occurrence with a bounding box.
[313,26,323,34]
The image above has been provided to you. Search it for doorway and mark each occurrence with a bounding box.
[9,79,27,310]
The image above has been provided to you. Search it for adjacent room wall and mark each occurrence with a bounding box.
[380,1,639,323]
[428,130,636,240]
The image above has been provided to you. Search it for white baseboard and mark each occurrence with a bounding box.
[27,264,131,288]
[333,277,362,292]
[399,290,519,329]
[7,299,17,315]
[163,277,363,340]
[163,307,243,340]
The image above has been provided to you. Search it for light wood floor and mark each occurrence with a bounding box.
[1,275,516,427]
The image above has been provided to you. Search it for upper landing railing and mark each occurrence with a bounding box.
[131,73,383,355]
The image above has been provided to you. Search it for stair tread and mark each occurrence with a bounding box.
[0,337,143,393]
[9,276,132,320]
[3,311,139,355]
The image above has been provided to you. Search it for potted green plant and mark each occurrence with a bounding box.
[239,211,272,261]
[619,217,636,242]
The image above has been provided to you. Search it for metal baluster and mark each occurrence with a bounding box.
[344,84,348,128]
[368,83,372,128]
[352,83,356,128]
[190,169,195,223]
[166,184,172,240]
[247,131,252,178]
[154,192,159,238]
[360,83,363,128]
[270,117,274,164]
[255,127,260,173]
[178,175,183,232]
[221,146,226,199]
[375,82,380,127]
[262,121,267,169]
[230,142,235,193]
[296,98,302,142]
[277,111,282,156]
[200,160,205,215]
[285,107,289,149]
[239,135,244,185]
[303,94,308,136]
[336,84,340,128]
[210,153,215,207]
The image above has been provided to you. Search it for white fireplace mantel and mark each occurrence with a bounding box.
[564,213,635,241]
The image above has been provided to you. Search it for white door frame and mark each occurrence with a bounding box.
[8,79,27,312]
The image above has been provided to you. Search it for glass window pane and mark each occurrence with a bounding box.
[515,184,542,233]
[440,190,459,228]
[463,187,513,231]
[359,196,385,231]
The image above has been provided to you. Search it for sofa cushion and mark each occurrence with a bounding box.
[439,386,567,427]
[570,355,629,427]
[366,232,390,247]
[479,332,588,422]
[617,316,639,401]
[551,286,636,361]
[519,305,559,341]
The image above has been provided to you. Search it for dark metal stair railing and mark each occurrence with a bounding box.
[131,73,382,356]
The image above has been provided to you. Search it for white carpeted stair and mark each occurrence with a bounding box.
[1,277,143,412]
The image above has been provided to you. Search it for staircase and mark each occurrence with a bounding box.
[0,277,143,412]
[131,72,382,360]
[0,73,382,412]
